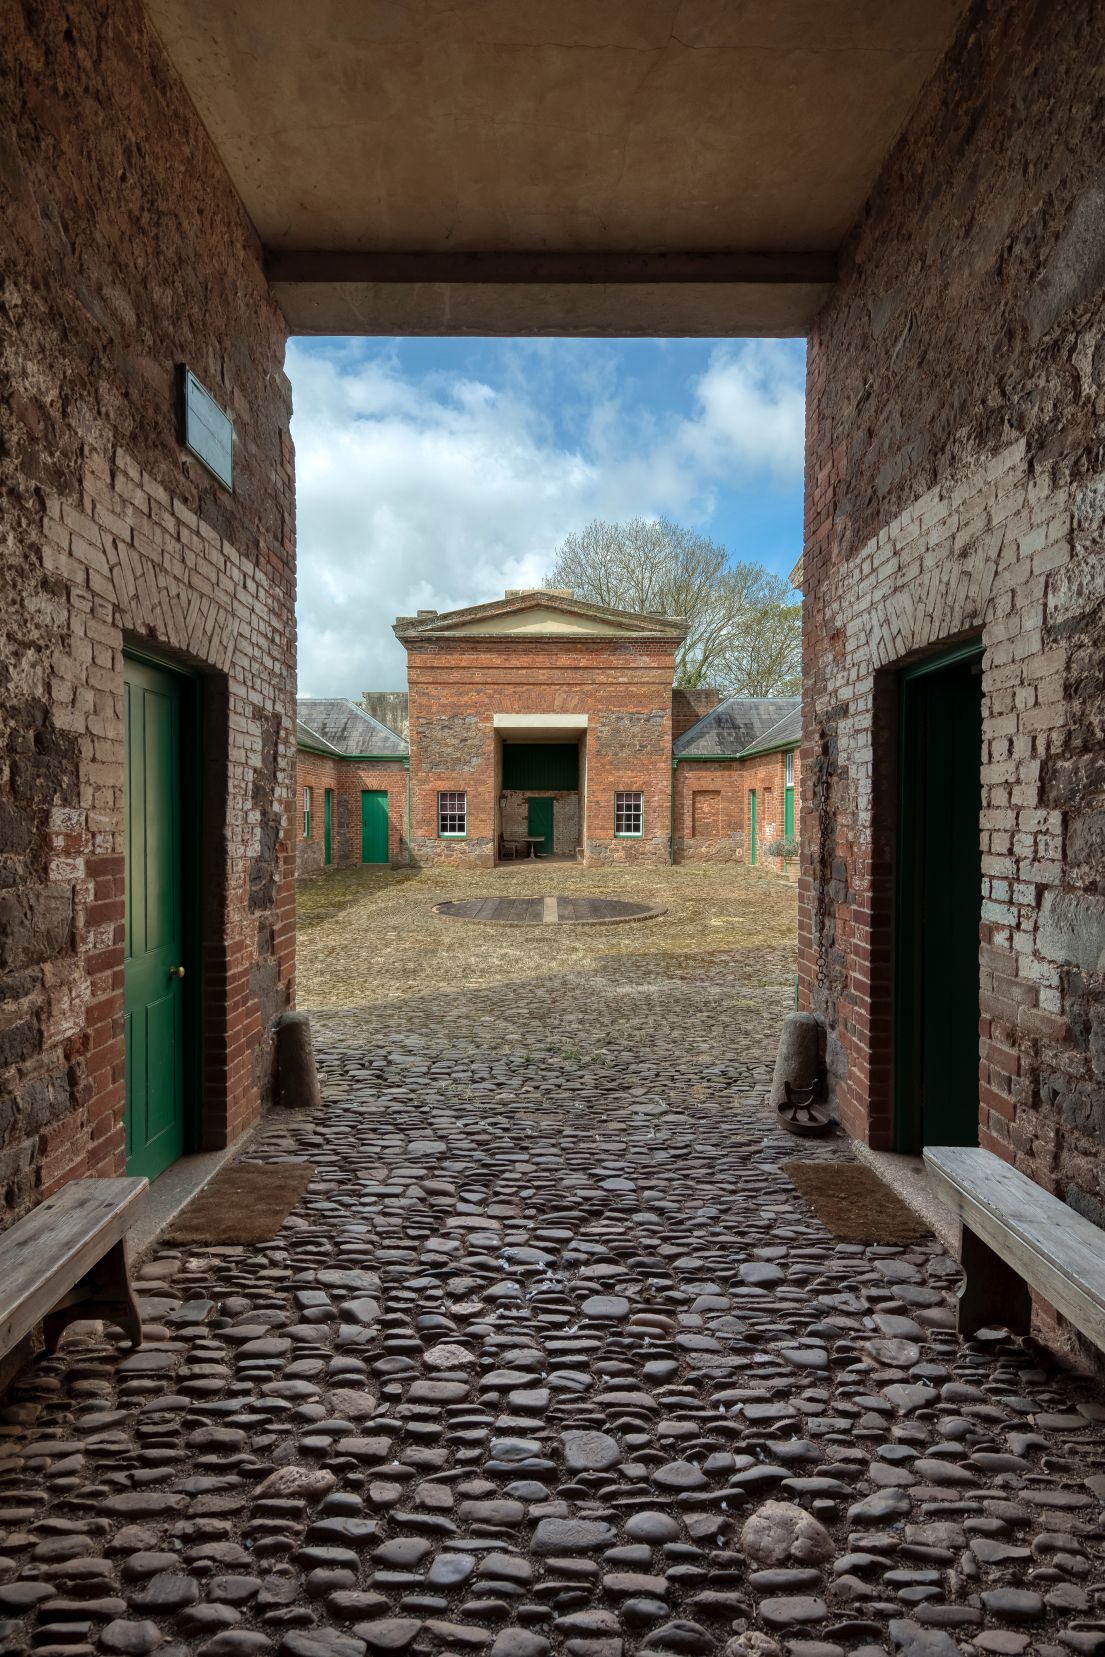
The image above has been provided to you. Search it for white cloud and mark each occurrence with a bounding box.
[290,340,804,696]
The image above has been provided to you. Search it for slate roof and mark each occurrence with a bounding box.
[296,719,341,756]
[673,695,800,758]
[296,699,409,757]
[737,701,802,757]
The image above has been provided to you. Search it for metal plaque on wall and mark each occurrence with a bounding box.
[178,367,233,490]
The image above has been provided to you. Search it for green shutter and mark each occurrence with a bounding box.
[502,743,579,790]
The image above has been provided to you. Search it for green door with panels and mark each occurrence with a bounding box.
[748,790,757,865]
[361,790,389,864]
[895,641,984,1151]
[527,796,554,856]
[124,657,186,1181]
[324,789,333,865]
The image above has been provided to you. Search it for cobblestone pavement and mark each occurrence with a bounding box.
[2,931,1105,1657]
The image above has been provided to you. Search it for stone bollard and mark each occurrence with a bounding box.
[275,1011,322,1111]
[769,1011,820,1110]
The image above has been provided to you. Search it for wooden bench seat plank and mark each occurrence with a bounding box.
[924,1146,1105,1350]
[0,1178,148,1355]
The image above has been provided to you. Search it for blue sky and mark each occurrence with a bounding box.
[289,336,806,695]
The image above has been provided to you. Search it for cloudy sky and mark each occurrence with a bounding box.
[289,336,806,697]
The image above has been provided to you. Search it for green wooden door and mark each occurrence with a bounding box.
[361,790,389,863]
[324,789,333,865]
[784,753,795,839]
[527,796,554,856]
[895,643,983,1151]
[124,658,186,1181]
[748,790,757,865]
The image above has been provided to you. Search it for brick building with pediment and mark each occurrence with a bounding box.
[296,590,801,871]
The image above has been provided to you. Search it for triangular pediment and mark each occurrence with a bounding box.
[447,603,656,638]
[394,589,686,643]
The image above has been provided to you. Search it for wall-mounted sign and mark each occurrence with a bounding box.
[178,366,233,490]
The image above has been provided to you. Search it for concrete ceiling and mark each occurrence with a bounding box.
[144,0,968,335]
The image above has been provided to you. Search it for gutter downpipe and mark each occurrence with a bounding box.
[404,756,412,865]
[670,757,677,864]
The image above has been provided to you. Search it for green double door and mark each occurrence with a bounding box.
[895,643,983,1150]
[361,790,389,863]
[324,789,334,865]
[124,658,187,1181]
[527,797,554,856]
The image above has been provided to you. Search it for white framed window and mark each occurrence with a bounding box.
[438,791,467,837]
[303,785,312,839]
[785,751,795,788]
[614,790,643,837]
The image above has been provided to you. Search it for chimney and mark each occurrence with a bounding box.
[416,608,438,618]
[672,688,723,740]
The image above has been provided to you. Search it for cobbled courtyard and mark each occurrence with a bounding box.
[1,866,1103,1657]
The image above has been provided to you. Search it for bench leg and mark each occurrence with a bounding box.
[40,1239,143,1355]
[957,1223,1032,1339]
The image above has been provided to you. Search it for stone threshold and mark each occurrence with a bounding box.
[850,1139,961,1254]
[129,1132,258,1261]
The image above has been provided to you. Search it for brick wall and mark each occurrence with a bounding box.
[1,0,296,1204]
[672,689,722,742]
[405,638,675,865]
[674,750,801,878]
[801,0,1104,1229]
[295,751,408,872]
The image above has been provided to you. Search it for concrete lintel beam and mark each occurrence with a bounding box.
[265,250,837,286]
[271,272,834,339]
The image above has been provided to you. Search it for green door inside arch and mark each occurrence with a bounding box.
[124,657,186,1181]
[324,789,333,864]
[361,790,389,863]
[527,796,554,856]
[748,789,757,865]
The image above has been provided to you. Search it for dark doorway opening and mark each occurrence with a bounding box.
[894,639,984,1152]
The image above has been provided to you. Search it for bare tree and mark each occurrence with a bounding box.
[718,598,802,696]
[547,516,801,693]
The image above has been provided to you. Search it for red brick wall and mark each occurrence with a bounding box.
[1,0,295,1205]
[296,752,408,872]
[800,0,1105,1228]
[674,750,801,877]
[405,637,676,865]
[672,689,722,742]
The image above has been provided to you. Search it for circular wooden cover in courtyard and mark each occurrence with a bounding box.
[433,896,665,926]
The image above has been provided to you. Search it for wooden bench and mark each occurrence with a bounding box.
[0,1177,148,1360]
[924,1146,1105,1351]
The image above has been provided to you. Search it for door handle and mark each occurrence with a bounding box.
[168,965,186,979]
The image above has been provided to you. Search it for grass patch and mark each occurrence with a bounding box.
[296,861,797,1011]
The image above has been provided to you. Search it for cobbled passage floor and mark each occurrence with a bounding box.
[2,954,1105,1657]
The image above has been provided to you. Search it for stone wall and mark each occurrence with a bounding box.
[1,0,295,1204]
[406,638,675,865]
[801,0,1104,1223]
[501,792,580,858]
[359,692,409,742]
